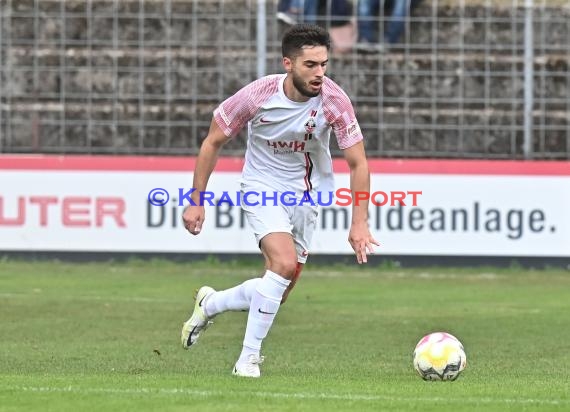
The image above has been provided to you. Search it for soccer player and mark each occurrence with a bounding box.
[181,24,379,378]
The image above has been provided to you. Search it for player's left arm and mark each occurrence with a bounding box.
[323,78,380,262]
[343,141,380,264]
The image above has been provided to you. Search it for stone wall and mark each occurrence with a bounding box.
[1,0,568,158]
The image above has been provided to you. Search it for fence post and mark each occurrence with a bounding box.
[523,0,534,159]
[256,0,267,78]
[0,3,3,153]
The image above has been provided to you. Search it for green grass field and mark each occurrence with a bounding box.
[1,258,569,412]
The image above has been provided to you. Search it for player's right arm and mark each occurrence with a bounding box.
[183,75,276,235]
[183,118,231,235]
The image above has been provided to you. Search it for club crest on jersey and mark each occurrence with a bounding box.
[304,118,316,134]
[304,110,317,141]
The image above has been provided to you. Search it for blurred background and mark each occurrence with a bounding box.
[1,0,569,160]
[1,4,568,406]
[1,1,569,266]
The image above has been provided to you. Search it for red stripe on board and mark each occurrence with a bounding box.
[0,155,569,175]
[358,159,570,176]
[0,155,242,172]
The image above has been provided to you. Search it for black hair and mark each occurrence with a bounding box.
[281,24,331,59]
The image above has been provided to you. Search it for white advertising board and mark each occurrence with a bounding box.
[0,156,568,257]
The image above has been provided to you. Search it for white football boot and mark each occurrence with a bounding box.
[181,286,215,349]
[232,354,265,378]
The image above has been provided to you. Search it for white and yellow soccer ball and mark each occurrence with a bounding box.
[413,332,467,381]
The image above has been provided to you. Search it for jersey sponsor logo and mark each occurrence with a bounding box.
[259,117,272,123]
[266,140,306,154]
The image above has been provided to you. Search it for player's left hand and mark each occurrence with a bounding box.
[348,222,380,264]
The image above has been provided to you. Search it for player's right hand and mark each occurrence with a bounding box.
[182,205,205,235]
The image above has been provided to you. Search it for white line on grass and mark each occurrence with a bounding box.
[307,271,501,280]
[0,292,175,304]
[3,385,567,406]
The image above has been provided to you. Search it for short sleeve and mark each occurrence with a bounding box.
[321,78,364,150]
[213,75,280,137]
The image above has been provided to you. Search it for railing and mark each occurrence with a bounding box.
[0,0,568,159]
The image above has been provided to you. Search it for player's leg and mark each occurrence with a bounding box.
[190,249,300,347]
[280,201,318,304]
[201,242,300,316]
[203,278,260,314]
[181,277,263,349]
[280,262,303,304]
[234,232,298,377]
[207,252,302,311]
[190,200,291,318]
[233,201,318,377]
[181,195,289,350]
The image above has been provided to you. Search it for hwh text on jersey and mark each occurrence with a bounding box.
[267,140,306,154]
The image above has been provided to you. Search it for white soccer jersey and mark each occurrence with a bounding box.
[214,73,363,195]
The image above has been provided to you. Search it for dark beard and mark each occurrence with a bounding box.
[292,72,320,98]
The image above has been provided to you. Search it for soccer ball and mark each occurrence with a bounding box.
[413,332,467,381]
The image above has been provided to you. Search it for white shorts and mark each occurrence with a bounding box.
[240,187,318,264]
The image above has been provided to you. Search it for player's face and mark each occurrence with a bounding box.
[284,46,328,100]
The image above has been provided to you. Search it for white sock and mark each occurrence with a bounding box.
[204,278,261,317]
[239,270,290,363]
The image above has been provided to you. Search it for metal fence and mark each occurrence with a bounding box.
[0,0,569,158]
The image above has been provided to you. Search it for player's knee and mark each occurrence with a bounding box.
[270,259,298,279]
